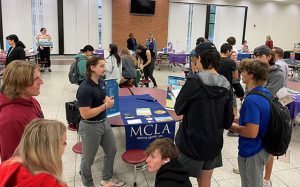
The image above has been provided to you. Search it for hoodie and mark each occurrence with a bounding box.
[175,72,234,161]
[74,54,89,82]
[0,161,66,187]
[266,64,285,96]
[0,94,43,162]
[5,42,26,67]
[155,159,192,187]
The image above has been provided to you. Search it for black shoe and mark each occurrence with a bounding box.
[41,69,45,72]
[48,68,52,72]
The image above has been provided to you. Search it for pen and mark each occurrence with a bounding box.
[136,98,157,102]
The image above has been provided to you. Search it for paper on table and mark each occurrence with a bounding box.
[154,116,173,122]
[276,88,294,106]
[136,108,152,116]
[127,119,142,125]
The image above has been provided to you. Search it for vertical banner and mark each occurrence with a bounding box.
[165,76,186,110]
[105,78,120,117]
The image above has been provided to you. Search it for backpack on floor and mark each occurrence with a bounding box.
[249,91,292,156]
[65,100,81,128]
[68,60,79,84]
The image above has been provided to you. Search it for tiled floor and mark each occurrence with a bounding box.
[36,62,300,187]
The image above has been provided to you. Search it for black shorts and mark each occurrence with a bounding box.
[178,153,223,177]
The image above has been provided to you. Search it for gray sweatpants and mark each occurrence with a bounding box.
[78,119,117,186]
[238,149,270,187]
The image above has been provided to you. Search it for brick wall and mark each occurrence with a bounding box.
[112,0,169,50]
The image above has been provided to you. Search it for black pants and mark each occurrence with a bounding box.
[39,47,51,68]
[144,61,157,87]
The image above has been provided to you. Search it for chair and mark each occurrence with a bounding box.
[122,149,147,187]
[72,142,82,187]
[139,79,151,87]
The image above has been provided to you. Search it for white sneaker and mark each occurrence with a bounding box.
[263,179,272,187]
[100,177,125,187]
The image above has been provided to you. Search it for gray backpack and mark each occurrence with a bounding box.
[68,60,79,84]
[69,57,86,84]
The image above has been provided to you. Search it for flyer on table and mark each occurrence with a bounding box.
[165,76,185,110]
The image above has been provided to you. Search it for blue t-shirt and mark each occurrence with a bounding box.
[238,86,271,157]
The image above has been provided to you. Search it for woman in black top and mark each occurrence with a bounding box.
[5,34,26,67]
[136,44,157,88]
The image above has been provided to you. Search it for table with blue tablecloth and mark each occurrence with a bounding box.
[237,53,253,61]
[288,94,300,119]
[119,94,176,150]
[168,53,189,64]
[95,49,104,58]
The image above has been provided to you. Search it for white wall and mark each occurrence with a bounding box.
[2,0,33,50]
[63,0,99,54]
[168,3,206,52]
[214,6,245,51]
[101,0,112,50]
[170,0,300,51]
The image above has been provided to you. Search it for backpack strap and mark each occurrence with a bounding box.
[248,90,272,103]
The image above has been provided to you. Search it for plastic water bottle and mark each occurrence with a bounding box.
[290,52,295,64]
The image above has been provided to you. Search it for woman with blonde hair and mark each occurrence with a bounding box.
[265,35,273,49]
[0,60,44,162]
[0,119,67,186]
[119,48,137,86]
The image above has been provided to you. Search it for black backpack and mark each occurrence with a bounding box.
[65,100,81,128]
[249,91,292,156]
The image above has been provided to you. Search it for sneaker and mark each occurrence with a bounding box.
[233,167,240,174]
[48,68,52,72]
[263,179,272,187]
[101,177,125,187]
[227,131,239,137]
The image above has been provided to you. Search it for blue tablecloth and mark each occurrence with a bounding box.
[120,94,176,150]
[95,49,104,58]
[168,53,188,64]
[288,94,300,119]
[237,53,253,61]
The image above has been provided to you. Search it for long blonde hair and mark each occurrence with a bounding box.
[121,48,137,66]
[0,60,39,100]
[13,119,67,185]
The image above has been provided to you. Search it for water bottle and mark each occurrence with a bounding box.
[290,52,295,64]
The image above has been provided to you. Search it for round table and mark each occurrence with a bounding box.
[109,88,183,126]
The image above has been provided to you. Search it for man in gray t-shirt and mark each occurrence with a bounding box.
[273,47,289,86]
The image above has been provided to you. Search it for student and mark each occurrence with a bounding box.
[175,42,234,187]
[265,35,273,49]
[120,48,136,86]
[253,45,284,187]
[0,61,44,162]
[242,40,249,53]
[106,44,122,81]
[145,33,158,59]
[145,138,192,187]
[76,56,124,187]
[136,44,158,88]
[127,33,137,52]
[5,34,26,67]
[36,27,53,72]
[75,45,94,85]
[218,43,239,137]
[189,37,205,74]
[0,119,68,186]
[229,59,271,187]
[227,36,238,53]
[273,47,289,86]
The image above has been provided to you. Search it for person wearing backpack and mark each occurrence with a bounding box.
[253,45,285,187]
[74,45,94,85]
[229,59,271,187]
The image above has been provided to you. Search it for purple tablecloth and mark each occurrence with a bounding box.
[288,94,300,119]
[168,53,188,64]
[95,49,104,58]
